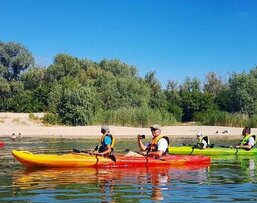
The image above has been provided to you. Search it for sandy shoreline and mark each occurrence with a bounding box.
[0,113,251,140]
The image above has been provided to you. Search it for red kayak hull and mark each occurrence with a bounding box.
[12,150,211,169]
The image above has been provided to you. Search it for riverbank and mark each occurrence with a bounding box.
[0,113,250,140]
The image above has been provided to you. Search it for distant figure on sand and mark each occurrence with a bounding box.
[11,133,16,140]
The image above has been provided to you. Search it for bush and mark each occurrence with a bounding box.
[91,107,177,127]
[42,113,60,125]
[194,109,248,127]
[247,114,257,128]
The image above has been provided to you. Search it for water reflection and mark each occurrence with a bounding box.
[1,137,257,202]
[12,164,210,202]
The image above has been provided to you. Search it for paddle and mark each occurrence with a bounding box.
[190,146,195,154]
[190,143,205,154]
[235,147,239,155]
[72,148,116,162]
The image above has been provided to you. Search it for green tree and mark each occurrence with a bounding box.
[21,67,46,90]
[45,54,81,82]
[204,72,225,95]
[0,41,35,80]
[0,78,11,110]
[179,77,214,121]
[223,69,257,115]
[165,80,183,121]
[99,59,137,77]
[9,90,42,112]
[145,71,167,110]
[57,86,98,125]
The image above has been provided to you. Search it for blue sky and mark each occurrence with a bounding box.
[1,0,257,86]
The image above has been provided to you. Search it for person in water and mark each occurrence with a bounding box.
[236,127,256,150]
[93,125,115,156]
[137,124,169,157]
[196,132,209,149]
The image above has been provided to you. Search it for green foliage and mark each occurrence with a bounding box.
[21,67,46,90]
[29,113,40,121]
[45,54,82,82]
[4,40,257,128]
[91,107,177,127]
[0,78,11,95]
[246,114,257,128]
[166,103,183,121]
[221,68,257,116]
[9,90,43,112]
[204,72,225,95]
[9,80,24,93]
[57,86,97,126]
[47,83,63,113]
[99,59,137,77]
[42,113,60,125]
[0,41,35,80]
[180,90,214,122]
[0,78,11,110]
[194,109,248,127]
[144,71,168,110]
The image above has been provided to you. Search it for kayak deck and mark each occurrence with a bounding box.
[12,150,211,168]
[169,146,257,156]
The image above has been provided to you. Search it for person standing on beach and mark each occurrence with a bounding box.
[93,125,115,156]
[236,127,256,150]
[137,124,169,157]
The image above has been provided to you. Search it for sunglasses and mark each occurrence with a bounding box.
[151,128,157,132]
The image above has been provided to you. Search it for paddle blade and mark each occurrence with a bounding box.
[109,155,116,162]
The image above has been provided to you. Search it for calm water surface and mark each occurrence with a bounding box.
[0,137,257,203]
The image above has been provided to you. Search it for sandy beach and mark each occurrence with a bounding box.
[0,112,252,140]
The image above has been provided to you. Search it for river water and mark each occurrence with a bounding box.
[0,137,257,202]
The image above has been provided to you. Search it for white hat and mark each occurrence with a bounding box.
[101,125,110,132]
[196,132,202,137]
[150,124,161,131]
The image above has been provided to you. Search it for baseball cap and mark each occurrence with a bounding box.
[101,125,110,132]
[150,124,161,131]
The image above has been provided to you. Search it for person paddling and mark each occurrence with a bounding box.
[137,124,169,158]
[196,132,210,149]
[73,125,115,157]
[236,127,256,150]
[92,125,115,156]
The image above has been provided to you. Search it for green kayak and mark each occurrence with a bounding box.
[168,146,257,156]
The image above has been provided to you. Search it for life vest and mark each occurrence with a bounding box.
[197,136,210,148]
[240,134,256,146]
[98,133,115,153]
[147,135,170,154]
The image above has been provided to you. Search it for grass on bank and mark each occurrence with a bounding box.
[29,108,257,128]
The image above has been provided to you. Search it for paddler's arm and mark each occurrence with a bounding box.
[147,150,163,157]
[97,145,112,156]
[236,144,253,150]
[137,134,147,151]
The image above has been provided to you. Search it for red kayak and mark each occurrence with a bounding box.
[12,150,211,168]
[0,141,4,147]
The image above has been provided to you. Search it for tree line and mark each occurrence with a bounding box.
[1,41,257,127]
